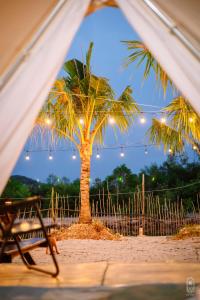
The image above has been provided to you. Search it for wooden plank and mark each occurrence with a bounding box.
[1,238,47,256]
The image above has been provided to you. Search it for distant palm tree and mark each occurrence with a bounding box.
[148,96,200,154]
[122,40,173,95]
[37,43,140,223]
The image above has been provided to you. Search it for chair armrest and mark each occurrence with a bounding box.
[0,196,41,214]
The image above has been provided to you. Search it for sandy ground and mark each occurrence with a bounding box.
[13,236,200,264]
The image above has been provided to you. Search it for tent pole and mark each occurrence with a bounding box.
[143,0,200,61]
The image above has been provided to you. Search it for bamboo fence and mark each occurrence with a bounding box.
[17,190,200,237]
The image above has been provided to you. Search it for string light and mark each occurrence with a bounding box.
[168,148,173,154]
[140,115,146,124]
[25,151,30,160]
[189,117,194,123]
[120,147,125,157]
[193,145,197,150]
[45,117,52,126]
[79,118,84,125]
[160,116,166,124]
[96,148,100,159]
[108,116,115,125]
[144,146,148,155]
[72,149,77,160]
[48,152,53,160]
[24,143,156,154]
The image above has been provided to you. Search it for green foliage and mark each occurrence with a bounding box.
[122,40,173,95]
[140,155,200,209]
[37,42,140,154]
[1,178,30,199]
[2,158,200,210]
[104,164,138,192]
[148,96,200,154]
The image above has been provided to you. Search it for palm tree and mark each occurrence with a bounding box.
[37,43,140,224]
[122,40,173,95]
[123,40,200,154]
[148,96,200,154]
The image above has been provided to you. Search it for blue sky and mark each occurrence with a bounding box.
[13,7,189,183]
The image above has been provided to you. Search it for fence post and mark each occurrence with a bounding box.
[139,173,145,236]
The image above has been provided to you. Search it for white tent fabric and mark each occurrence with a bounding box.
[153,0,200,50]
[116,0,200,114]
[0,0,90,193]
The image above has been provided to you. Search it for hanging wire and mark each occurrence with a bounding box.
[24,142,156,154]
[144,146,148,155]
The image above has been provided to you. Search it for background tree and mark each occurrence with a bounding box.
[3,157,200,210]
[47,174,60,185]
[37,43,140,223]
[1,178,30,199]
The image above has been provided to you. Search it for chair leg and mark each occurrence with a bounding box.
[13,236,59,277]
[35,204,60,277]
[23,252,36,265]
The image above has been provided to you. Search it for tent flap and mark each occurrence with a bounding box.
[0,0,90,194]
[116,0,200,114]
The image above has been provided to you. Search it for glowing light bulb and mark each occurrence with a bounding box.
[25,152,30,160]
[140,116,146,124]
[120,150,125,157]
[189,117,194,123]
[193,145,197,150]
[48,153,53,160]
[160,117,166,124]
[109,117,115,125]
[96,153,100,159]
[79,118,84,125]
[144,148,148,155]
[45,117,52,126]
[72,154,76,160]
[168,148,173,154]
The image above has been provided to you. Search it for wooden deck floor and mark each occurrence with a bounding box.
[0,262,199,299]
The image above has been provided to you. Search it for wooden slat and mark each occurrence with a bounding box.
[1,238,47,256]
[11,222,56,235]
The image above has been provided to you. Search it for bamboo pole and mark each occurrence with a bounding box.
[139,174,145,236]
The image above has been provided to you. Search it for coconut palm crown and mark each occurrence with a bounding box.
[37,42,140,223]
[148,96,200,155]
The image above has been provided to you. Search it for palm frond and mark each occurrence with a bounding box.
[86,42,93,73]
[164,96,200,142]
[36,43,140,152]
[122,40,173,95]
[148,97,200,155]
[148,118,184,153]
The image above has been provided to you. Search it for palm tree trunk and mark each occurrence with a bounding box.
[79,144,92,224]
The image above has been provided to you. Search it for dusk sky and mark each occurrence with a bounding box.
[13,7,192,183]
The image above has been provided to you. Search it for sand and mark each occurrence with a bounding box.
[13,236,200,264]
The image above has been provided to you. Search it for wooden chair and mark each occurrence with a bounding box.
[0,196,59,277]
